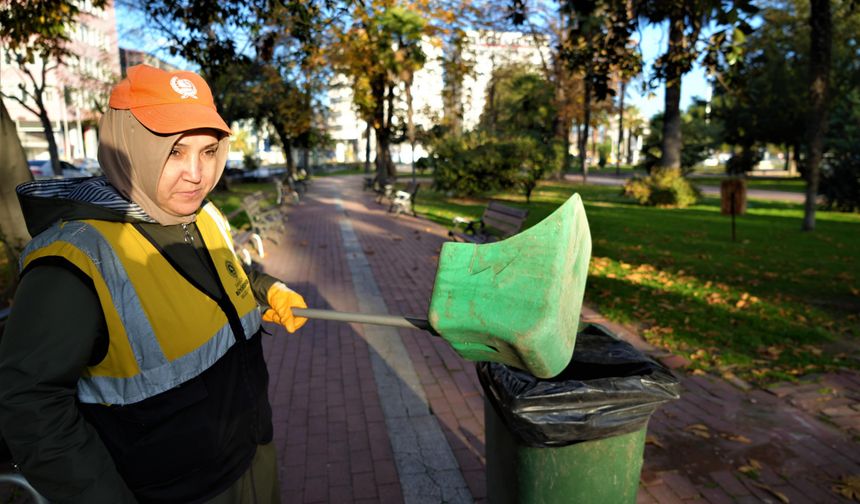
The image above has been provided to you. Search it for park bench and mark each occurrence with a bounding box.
[274,174,307,206]
[388,182,420,216]
[448,200,529,244]
[226,191,285,265]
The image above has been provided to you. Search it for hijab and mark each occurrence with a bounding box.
[97,109,229,225]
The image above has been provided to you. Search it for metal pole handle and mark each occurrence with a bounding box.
[292,308,437,335]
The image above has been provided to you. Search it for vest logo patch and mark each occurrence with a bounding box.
[225,260,238,278]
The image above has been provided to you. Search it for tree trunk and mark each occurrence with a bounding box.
[406,78,416,184]
[627,127,635,165]
[486,74,497,134]
[364,122,372,175]
[371,76,391,182]
[0,99,33,257]
[284,140,295,176]
[579,77,592,183]
[659,14,685,176]
[272,119,295,176]
[616,80,626,176]
[803,0,831,232]
[37,101,62,178]
[385,84,396,180]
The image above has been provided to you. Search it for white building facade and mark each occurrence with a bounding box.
[326,30,550,165]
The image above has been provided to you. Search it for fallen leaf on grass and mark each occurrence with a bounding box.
[750,481,790,503]
[833,475,860,502]
[684,423,711,439]
[645,435,664,449]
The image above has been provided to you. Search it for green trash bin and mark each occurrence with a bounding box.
[478,324,681,504]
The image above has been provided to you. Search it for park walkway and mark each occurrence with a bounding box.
[258,175,860,503]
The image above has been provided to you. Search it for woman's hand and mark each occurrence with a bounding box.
[262,282,308,333]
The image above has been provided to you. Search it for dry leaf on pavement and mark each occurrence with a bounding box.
[684,423,711,439]
[645,435,664,449]
[833,475,860,502]
[750,481,790,503]
[738,458,763,475]
[722,433,753,444]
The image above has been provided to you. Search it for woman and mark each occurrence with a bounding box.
[0,65,306,503]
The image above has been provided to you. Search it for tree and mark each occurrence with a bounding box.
[138,0,335,172]
[1,0,109,266]
[641,0,756,175]
[481,64,559,201]
[385,8,428,183]
[640,101,722,174]
[559,0,641,182]
[331,2,429,182]
[0,100,33,278]
[802,0,831,231]
[0,0,108,177]
[709,1,809,175]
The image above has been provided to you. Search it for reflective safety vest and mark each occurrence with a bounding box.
[19,202,262,406]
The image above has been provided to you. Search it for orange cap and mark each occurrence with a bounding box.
[109,64,231,135]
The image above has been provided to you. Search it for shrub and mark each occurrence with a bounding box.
[429,133,523,196]
[597,141,612,169]
[623,171,700,208]
[820,153,860,212]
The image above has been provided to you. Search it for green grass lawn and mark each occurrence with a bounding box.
[411,180,860,384]
[690,176,807,193]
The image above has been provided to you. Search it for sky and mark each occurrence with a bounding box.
[114,6,712,122]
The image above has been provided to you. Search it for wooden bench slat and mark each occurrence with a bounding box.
[228,191,286,264]
[487,200,529,218]
[449,200,528,244]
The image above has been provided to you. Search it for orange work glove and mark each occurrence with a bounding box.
[262,282,308,333]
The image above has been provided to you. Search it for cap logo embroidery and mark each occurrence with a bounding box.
[170,76,198,99]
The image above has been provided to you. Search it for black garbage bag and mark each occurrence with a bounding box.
[477,323,681,448]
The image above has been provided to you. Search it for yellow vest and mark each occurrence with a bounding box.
[19,203,262,405]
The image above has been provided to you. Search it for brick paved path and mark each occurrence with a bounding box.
[257,175,860,504]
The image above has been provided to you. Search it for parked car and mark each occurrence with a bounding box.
[241,166,287,182]
[28,160,90,180]
[75,158,103,176]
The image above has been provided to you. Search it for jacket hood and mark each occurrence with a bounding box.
[17,176,158,237]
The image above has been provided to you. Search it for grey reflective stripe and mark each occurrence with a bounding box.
[23,221,263,406]
[243,307,262,336]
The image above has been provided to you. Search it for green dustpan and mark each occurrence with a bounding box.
[293,193,591,379]
[428,193,591,378]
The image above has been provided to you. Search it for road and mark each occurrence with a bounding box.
[564,173,807,203]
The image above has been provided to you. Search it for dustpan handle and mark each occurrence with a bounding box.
[292,308,438,335]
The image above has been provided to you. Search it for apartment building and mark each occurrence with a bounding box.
[1,0,121,161]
